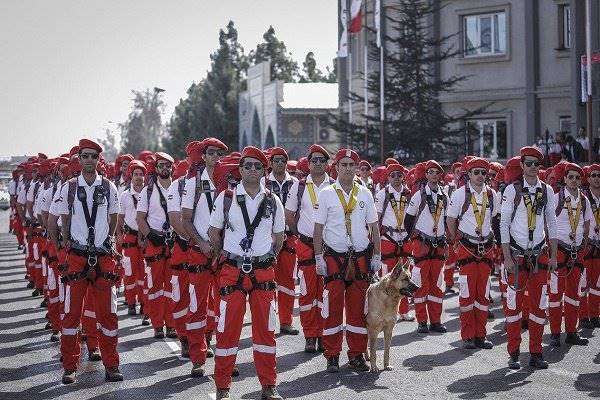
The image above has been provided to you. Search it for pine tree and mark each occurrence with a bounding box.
[328,0,488,164]
[249,26,299,83]
[120,88,166,156]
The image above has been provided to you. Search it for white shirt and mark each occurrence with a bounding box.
[375,184,409,242]
[589,191,600,241]
[554,189,592,246]
[447,183,499,240]
[137,180,171,232]
[210,183,285,257]
[55,174,119,247]
[119,187,141,231]
[406,184,447,238]
[261,171,298,205]
[49,182,67,228]
[167,178,185,213]
[315,180,378,253]
[39,185,57,215]
[8,179,17,196]
[117,177,129,196]
[181,169,217,242]
[285,173,332,237]
[17,182,29,205]
[500,178,557,249]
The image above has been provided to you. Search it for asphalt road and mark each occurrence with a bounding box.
[0,222,598,399]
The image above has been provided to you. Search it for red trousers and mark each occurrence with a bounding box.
[82,290,99,351]
[444,245,457,288]
[186,249,213,364]
[412,240,445,324]
[505,255,548,354]
[31,228,45,290]
[274,236,297,326]
[121,234,145,307]
[12,212,25,246]
[296,239,323,338]
[60,252,119,370]
[549,249,584,334]
[144,242,174,329]
[214,263,277,390]
[580,253,600,319]
[381,239,409,314]
[322,254,369,359]
[46,243,62,334]
[169,242,190,339]
[456,244,492,340]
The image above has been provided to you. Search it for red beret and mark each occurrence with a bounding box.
[387,163,407,175]
[587,164,600,176]
[269,147,288,160]
[186,141,204,156]
[466,157,490,171]
[287,160,298,172]
[78,139,103,153]
[240,146,269,167]
[38,153,48,160]
[55,156,70,167]
[359,160,372,170]
[127,160,147,176]
[154,152,174,164]
[489,162,504,173]
[117,154,134,163]
[68,157,81,176]
[297,157,309,174]
[425,160,443,172]
[451,162,462,172]
[385,158,399,166]
[69,146,80,157]
[564,162,583,177]
[520,146,543,160]
[173,160,190,179]
[137,150,153,160]
[203,137,228,151]
[308,144,330,159]
[335,148,360,164]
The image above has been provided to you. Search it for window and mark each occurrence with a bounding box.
[559,116,571,133]
[466,119,507,160]
[558,5,571,49]
[463,12,506,57]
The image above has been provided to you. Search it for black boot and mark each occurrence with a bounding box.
[317,336,324,353]
[508,352,520,370]
[62,369,76,384]
[565,332,589,346]
[216,388,230,400]
[279,324,299,336]
[165,327,178,339]
[474,337,493,349]
[579,318,594,329]
[127,304,137,315]
[190,362,205,377]
[154,327,165,339]
[304,337,317,353]
[105,367,124,382]
[180,338,190,358]
[529,353,548,369]
[462,339,476,349]
[348,354,370,372]
[88,348,102,361]
[592,317,600,328]
[429,323,447,333]
[326,356,340,373]
[206,333,214,358]
[417,322,429,333]
[549,333,561,347]
[261,385,284,400]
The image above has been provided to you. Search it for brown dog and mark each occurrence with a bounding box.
[365,262,418,372]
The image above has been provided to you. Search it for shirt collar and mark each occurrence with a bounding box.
[388,184,404,194]
[236,182,266,197]
[522,177,541,189]
[77,173,101,187]
[307,173,330,185]
[268,171,291,182]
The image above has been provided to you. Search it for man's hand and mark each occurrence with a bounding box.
[370,253,382,273]
[547,257,558,272]
[315,254,327,276]
[196,240,213,258]
[504,255,515,274]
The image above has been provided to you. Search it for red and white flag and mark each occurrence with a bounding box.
[349,0,363,33]
[338,0,348,58]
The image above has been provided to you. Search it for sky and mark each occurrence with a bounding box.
[0,0,338,156]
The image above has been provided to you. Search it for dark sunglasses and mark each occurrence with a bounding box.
[524,160,540,167]
[389,172,402,178]
[206,149,225,157]
[471,169,487,176]
[360,167,370,172]
[242,162,264,171]
[80,153,99,160]
[272,157,287,163]
[427,169,440,175]
[310,157,327,164]
[590,173,600,178]
[567,175,581,181]
[156,162,172,169]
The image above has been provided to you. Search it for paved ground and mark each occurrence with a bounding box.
[0,208,598,399]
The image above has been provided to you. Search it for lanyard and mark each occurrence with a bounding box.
[565,194,582,242]
[470,189,488,237]
[335,182,360,243]
[427,190,444,235]
[390,192,408,229]
[522,187,543,243]
[592,199,600,234]
[306,182,319,209]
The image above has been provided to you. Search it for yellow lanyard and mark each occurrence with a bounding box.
[470,189,488,236]
[335,183,360,238]
[306,182,318,209]
[390,192,408,229]
[565,193,582,241]
[431,193,444,235]
[522,189,543,241]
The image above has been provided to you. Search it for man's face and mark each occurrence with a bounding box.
[155,160,172,179]
[453,167,462,178]
[79,150,99,173]
[239,157,264,184]
[121,160,130,174]
[589,170,600,189]
[58,164,68,180]
[131,169,145,187]
[426,168,441,184]
[487,171,497,183]
[468,168,487,186]
[520,156,541,177]
[271,155,287,174]
[308,152,327,175]
[565,171,581,190]
[202,146,225,168]
[388,171,403,187]
[336,158,356,180]
[359,166,371,179]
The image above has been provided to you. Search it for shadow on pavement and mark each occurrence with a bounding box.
[402,346,481,372]
[447,367,534,399]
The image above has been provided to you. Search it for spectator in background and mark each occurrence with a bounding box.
[563,135,585,162]
[576,126,589,153]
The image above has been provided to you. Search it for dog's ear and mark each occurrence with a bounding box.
[391,264,403,280]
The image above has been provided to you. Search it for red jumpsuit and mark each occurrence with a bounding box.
[274,236,297,326]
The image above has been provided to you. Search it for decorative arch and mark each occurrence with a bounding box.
[251,109,262,147]
[265,125,275,148]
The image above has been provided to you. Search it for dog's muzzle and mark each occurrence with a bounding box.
[399,281,419,297]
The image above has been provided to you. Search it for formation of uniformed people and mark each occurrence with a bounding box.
[8,139,600,400]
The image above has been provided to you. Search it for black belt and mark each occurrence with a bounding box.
[455,237,494,267]
[170,263,188,271]
[220,259,276,296]
[187,263,212,273]
[282,240,296,254]
[557,245,584,270]
[69,247,109,258]
[225,257,273,269]
[414,233,447,248]
[123,225,138,236]
[121,242,138,249]
[323,245,372,285]
[174,236,189,251]
[145,253,166,263]
[298,234,313,246]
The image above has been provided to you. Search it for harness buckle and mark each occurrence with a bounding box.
[241,257,253,274]
[477,242,485,256]
[87,253,98,267]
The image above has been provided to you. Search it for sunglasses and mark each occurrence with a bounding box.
[567,175,581,181]
[389,172,402,178]
[360,167,370,172]
[80,153,99,160]
[242,162,264,171]
[272,157,287,163]
[471,169,487,176]
[590,173,600,178]
[206,149,225,157]
[427,169,440,175]
[310,157,327,164]
[524,160,540,167]
[156,162,172,169]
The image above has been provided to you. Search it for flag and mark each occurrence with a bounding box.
[375,0,381,47]
[338,0,348,57]
[349,0,363,33]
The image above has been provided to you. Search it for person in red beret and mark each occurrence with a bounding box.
[376,162,415,321]
[284,146,334,354]
[580,164,600,330]
[385,157,400,166]
[547,162,591,348]
[114,154,134,195]
[52,138,122,384]
[312,148,381,373]
[206,146,286,400]
[403,159,449,334]
[499,146,558,370]
[357,160,374,193]
[446,157,499,350]
[8,165,26,250]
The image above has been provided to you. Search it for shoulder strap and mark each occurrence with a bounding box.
[178,178,186,198]
[487,188,494,214]
[223,189,234,230]
[415,186,428,222]
[510,181,522,223]
[67,178,77,213]
[556,186,565,217]
[459,185,471,220]
[379,187,391,224]
[155,182,170,227]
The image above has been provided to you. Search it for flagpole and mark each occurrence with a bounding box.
[586,0,593,163]
[348,0,353,130]
[379,1,385,165]
[363,0,369,155]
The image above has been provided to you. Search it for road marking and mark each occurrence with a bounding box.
[164,339,187,361]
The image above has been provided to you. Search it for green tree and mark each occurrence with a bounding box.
[249,26,299,83]
[299,52,325,83]
[97,128,119,161]
[328,0,488,164]
[120,88,166,155]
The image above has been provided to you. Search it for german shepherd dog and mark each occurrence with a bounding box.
[366,262,418,372]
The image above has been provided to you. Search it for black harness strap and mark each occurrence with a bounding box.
[154,182,170,229]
